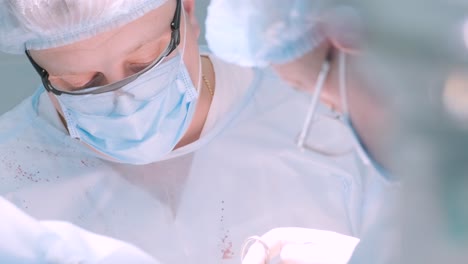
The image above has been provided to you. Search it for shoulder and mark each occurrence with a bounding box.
[0,96,35,142]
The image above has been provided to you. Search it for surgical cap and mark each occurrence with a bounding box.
[0,0,168,54]
[205,0,326,67]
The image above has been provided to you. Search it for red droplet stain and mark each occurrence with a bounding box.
[219,200,234,260]
[222,241,234,260]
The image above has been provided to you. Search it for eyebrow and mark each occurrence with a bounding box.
[52,37,161,77]
[123,18,172,55]
[120,37,168,68]
[124,37,159,56]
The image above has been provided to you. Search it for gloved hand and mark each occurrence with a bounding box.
[0,197,160,264]
[241,227,359,264]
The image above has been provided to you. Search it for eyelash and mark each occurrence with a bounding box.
[132,53,160,66]
[128,55,160,72]
[63,46,164,89]
[130,61,153,69]
[76,73,105,90]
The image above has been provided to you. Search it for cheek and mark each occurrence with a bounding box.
[273,65,297,84]
[347,80,391,146]
[189,15,200,39]
[181,25,201,87]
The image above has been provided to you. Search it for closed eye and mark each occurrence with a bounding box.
[129,62,154,74]
[71,73,105,90]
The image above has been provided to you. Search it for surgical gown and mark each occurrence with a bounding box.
[0,51,396,263]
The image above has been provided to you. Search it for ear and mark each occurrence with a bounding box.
[183,0,200,38]
[320,6,364,55]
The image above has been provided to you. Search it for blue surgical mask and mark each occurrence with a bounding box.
[56,50,200,165]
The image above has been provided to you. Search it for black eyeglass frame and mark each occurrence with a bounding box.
[25,0,182,96]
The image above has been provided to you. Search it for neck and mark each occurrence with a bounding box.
[327,51,391,171]
[174,55,215,149]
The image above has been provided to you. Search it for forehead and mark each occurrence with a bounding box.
[10,0,102,32]
[31,0,175,57]
[10,0,172,32]
[29,1,176,73]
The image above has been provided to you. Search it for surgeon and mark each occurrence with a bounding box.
[205,0,400,263]
[1,0,376,263]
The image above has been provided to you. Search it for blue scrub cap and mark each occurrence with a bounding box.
[205,0,326,67]
[0,0,168,54]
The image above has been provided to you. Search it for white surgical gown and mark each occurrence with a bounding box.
[0,51,396,263]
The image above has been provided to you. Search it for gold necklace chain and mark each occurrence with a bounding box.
[202,74,214,98]
[201,56,214,98]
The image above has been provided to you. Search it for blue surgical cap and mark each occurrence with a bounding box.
[205,0,326,67]
[0,0,168,54]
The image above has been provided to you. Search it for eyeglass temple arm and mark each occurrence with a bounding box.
[25,50,48,78]
[24,50,62,95]
[169,0,182,52]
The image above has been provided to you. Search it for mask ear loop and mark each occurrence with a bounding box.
[338,52,349,115]
[177,6,202,96]
[296,56,331,149]
[339,52,371,165]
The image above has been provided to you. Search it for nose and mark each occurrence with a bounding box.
[103,64,136,85]
[112,90,140,116]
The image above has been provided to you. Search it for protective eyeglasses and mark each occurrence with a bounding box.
[25,0,182,96]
